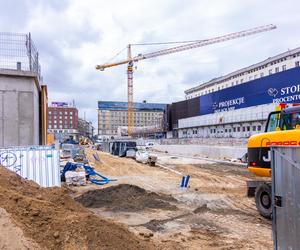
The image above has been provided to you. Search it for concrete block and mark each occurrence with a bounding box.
[0,74,40,147]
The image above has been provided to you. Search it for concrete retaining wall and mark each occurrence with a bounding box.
[0,70,40,147]
[160,137,247,146]
[153,144,247,160]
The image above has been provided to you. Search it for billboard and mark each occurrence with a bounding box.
[199,67,300,115]
[51,102,69,107]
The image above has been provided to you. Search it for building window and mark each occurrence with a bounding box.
[233,127,236,132]
[295,61,299,67]
[282,65,286,71]
[260,72,264,77]
[240,79,243,83]
[258,125,262,131]
[242,127,246,132]
[275,67,279,73]
[54,125,57,128]
[237,127,240,132]
[269,69,273,75]
[253,126,256,131]
[247,126,250,132]
[49,111,52,114]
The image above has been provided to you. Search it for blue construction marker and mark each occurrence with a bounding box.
[180,176,186,187]
[184,175,190,187]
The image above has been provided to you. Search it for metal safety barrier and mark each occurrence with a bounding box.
[271,146,300,249]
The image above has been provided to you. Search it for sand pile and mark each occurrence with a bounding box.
[75,184,177,212]
[0,167,155,250]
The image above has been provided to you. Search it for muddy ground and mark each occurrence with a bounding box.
[81,149,272,250]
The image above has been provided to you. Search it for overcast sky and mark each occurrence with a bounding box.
[1,0,300,128]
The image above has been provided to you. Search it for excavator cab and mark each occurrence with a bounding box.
[264,106,300,132]
[280,107,300,130]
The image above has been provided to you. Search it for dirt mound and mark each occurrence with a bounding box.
[0,207,41,250]
[0,167,155,250]
[75,184,177,212]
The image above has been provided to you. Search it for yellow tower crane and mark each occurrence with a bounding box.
[96,24,276,136]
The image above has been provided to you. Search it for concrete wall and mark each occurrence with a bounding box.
[0,70,40,147]
[153,144,247,160]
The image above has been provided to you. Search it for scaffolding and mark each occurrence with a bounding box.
[0,32,42,80]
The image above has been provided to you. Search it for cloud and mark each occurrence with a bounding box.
[1,0,300,130]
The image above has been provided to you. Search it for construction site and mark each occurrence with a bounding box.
[1,2,300,249]
[0,146,273,249]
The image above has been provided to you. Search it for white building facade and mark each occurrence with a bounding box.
[185,48,300,99]
[176,47,300,139]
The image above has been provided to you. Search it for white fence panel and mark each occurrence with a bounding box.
[0,145,60,187]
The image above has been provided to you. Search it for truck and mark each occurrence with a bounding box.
[247,103,300,218]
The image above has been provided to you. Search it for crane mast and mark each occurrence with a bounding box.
[96,24,276,137]
[127,45,134,136]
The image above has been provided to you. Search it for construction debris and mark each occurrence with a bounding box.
[65,170,86,186]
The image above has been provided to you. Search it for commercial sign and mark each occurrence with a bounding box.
[199,67,300,115]
[51,102,69,107]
